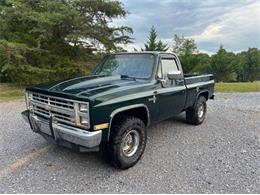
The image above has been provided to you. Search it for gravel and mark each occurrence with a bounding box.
[0,93,259,193]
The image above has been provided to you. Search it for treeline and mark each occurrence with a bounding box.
[142,26,260,82]
[0,1,259,85]
[0,0,132,84]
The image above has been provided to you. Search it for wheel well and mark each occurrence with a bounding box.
[199,91,209,100]
[111,107,149,127]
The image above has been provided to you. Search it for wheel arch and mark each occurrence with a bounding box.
[197,90,209,101]
[190,90,209,108]
[108,104,150,140]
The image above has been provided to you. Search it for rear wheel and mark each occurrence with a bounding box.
[104,116,147,169]
[186,96,207,125]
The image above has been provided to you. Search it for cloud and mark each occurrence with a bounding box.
[113,0,259,53]
[189,1,260,51]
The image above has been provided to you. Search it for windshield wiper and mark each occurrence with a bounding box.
[120,74,136,81]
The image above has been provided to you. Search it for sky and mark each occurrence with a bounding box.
[113,0,260,54]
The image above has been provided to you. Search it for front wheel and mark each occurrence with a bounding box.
[186,96,207,125]
[105,116,147,169]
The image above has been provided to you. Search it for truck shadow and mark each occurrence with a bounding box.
[147,112,189,135]
[43,113,190,172]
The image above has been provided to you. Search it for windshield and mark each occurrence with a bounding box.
[93,54,155,79]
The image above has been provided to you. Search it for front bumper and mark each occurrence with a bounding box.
[22,110,102,152]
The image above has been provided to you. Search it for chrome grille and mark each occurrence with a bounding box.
[32,93,74,110]
[29,93,82,127]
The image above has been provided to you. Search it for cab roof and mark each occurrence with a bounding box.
[114,51,177,56]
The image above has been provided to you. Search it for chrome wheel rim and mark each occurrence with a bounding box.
[122,129,140,157]
[198,103,204,118]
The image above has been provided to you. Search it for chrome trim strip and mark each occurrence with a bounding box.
[30,99,75,115]
[74,102,80,126]
[108,104,150,140]
[30,92,87,104]
[110,104,150,121]
[31,109,75,126]
[186,80,214,89]
[184,74,213,80]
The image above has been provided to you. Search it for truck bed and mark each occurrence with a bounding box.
[184,74,215,109]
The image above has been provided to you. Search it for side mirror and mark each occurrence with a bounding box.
[167,70,182,80]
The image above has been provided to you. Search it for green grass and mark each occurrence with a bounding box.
[216,82,260,92]
[0,82,259,101]
[0,84,25,101]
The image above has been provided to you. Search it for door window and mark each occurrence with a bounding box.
[161,58,179,77]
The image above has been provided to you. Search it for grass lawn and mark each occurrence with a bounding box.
[0,83,25,101]
[0,82,260,102]
[215,82,260,92]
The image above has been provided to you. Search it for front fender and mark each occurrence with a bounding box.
[92,102,150,142]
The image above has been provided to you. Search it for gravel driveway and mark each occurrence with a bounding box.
[0,93,259,193]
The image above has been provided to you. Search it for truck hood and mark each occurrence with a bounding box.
[27,75,153,101]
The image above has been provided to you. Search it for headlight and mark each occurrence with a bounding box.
[79,103,88,112]
[76,103,89,128]
[80,117,89,126]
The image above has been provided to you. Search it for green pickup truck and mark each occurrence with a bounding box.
[22,52,214,169]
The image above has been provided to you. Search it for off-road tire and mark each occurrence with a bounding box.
[104,116,147,169]
[186,96,207,125]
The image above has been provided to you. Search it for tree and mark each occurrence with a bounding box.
[172,34,197,55]
[238,48,260,82]
[0,0,132,84]
[157,40,169,52]
[193,53,211,74]
[143,26,168,51]
[210,45,238,82]
[172,34,198,72]
[170,34,260,81]
[143,26,157,51]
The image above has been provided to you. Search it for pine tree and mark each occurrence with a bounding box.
[144,26,158,51]
[0,0,133,83]
[157,40,169,52]
[143,26,168,51]
[210,45,237,82]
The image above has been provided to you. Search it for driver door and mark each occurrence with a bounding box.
[155,54,186,121]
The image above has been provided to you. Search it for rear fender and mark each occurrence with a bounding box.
[192,90,209,108]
